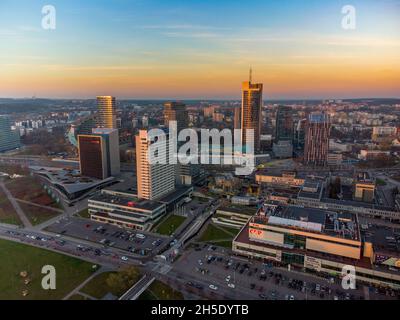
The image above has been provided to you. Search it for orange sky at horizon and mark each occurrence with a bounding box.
[2,58,399,99]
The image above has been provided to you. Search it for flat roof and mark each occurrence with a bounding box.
[234,224,371,268]
[90,192,164,211]
[362,224,400,257]
[157,186,193,204]
[256,205,360,241]
[218,205,259,216]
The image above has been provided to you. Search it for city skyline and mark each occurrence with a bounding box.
[1,0,399,99]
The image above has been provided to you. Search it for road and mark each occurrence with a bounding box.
[0,224,139,269]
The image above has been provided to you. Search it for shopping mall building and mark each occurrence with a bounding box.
[233,204,400,289]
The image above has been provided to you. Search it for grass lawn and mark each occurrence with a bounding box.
[138,280,183,300]
[0,239,95,300]
[76,208,90,219]
[18,202,61,225]
[80,272,118,299]
[6,176,61,209]
[153,214,186,236]
[81,268,142,299]
[198,223,238,243]
[0,187,22,225]
[376,178,387,186]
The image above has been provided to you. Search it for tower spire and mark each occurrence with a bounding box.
[249,67,253,83]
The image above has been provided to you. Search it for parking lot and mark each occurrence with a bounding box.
[173,246,399,300]
[46,216,170,258]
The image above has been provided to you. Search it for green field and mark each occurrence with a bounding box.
[81,267,142,299]
[153,214,186,236]
[6,176,61,209]
[138,280,183,300]
[198,223,238,248]
[0,239,95,300]
[0,187,22,225]
[80,272,119,299]
[376,178,387,186]
[76,208,90,219]
[18,202,61,225]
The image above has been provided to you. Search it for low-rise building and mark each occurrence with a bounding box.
[256,170,305,188]
[212,205,258,229]
[233,205,400,289]
[88,189,167,231]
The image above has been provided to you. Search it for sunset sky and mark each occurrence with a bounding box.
[1,0,399,99]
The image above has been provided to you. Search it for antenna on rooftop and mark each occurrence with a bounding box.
[249,67,253,83]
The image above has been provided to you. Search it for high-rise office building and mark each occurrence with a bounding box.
[92,128,120,176]
[164,102,200,185]
[97,96,117,129]
[136,130,175,200]
[78,128,120,180]
[241,74,263,151]
[275,106,293,142]
[304,113,331,166]
[78,135,107,180]
[164,102,188,132]
[0,115,20,153]
[294,118,307,150]
[234,107,241,130]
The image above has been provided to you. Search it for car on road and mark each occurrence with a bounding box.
[209,285,218,291]
[225,275,231,282]
[227,283,235,289]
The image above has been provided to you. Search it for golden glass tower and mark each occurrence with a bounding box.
[241,73,263,151]
[97,96,117,129]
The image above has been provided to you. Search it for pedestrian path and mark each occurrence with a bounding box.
[0,181,32,228]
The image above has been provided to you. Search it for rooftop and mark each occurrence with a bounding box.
[217,205,259,216]
[256,205,360,241]
[90,191,164,212]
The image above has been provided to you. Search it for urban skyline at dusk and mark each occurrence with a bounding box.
[1,0,400,308]
[1,0,400,99]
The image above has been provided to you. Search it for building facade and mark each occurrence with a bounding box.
[136,130,175,200]
[0,115,20,152]
[304,113,330,166]
[241,81,263,151]
[275,106,294,142]
[97,96,117,129]
[164,101,188,132]
[78,135,108,180]
[78,128,120,180]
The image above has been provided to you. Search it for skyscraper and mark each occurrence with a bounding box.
[0,115,20,153]
[294,118,307,150]
[241,73,263,151]
[92,128,120,177]
[234,107,241,130]
[304,113,331,166]
[78,135,107,180]
[164,102,200,185]
[78,128,120,179]
[136,130,175,200]
[97,96,117,129]
[164,102,188,132]
[275,106,294,142]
